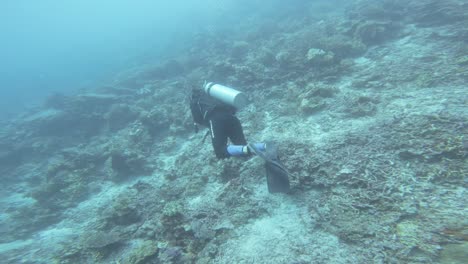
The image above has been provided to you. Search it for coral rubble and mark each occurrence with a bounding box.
[0,0,466,263]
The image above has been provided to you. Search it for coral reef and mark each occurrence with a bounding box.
[1,0,467,263]
[306,48,335,65]
[406,0,468,27]
[122,240,158,264]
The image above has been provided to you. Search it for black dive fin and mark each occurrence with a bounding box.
[265,159,290,193]
[249,142,290,193]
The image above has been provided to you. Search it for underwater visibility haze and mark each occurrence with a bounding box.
[0,0,238,119]
[0,0,467,263]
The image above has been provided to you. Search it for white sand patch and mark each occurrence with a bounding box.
[214,201,357,264]
[0,240,33,255]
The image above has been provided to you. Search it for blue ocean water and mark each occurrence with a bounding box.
[0,0,246,119]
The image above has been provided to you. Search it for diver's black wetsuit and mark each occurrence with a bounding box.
[208,110,247,158]
[190,89,247,159]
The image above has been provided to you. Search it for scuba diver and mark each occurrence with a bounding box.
[189,82,290,193]
[190,82,264,159]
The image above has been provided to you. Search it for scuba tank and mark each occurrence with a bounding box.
[203,82,249,109]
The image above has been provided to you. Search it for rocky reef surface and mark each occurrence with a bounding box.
[0,0,467,263]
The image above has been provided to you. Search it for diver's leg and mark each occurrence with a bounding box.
[209,113,230,159]
[228,115,247,145]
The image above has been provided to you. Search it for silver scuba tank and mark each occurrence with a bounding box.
[203,82,249,109]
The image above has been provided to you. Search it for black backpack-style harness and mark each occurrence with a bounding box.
[190,89,235,127]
